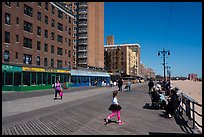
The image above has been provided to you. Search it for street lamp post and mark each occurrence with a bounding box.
[166,66,171,81]
[158,48,170,82]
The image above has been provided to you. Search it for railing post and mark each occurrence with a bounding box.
[192,102,195,129]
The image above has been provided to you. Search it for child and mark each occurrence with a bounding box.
[104,90,123,125]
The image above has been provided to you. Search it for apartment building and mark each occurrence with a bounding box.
[104,44,141,76]
[64,2,104,69]
[2,2,74,91]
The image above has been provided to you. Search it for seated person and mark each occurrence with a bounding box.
[164,88,180,118]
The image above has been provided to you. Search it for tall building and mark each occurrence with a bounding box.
[104,44,141,76]
[106,36,114,45]
[64,2,104,69]
[2,2,74,91]
[188,73,198,81]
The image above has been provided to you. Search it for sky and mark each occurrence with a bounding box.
[104,2,202,78]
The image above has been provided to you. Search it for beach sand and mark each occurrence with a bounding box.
[171,80,202,133]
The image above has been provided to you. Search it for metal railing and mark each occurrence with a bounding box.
[178,92,202,130]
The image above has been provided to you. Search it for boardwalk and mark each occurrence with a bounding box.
[2,83,201,135]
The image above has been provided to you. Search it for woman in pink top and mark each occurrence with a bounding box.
[54,80,62,100]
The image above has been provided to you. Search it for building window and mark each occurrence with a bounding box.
[37,12,41,21]
[24,5,33,17]
[38,2,41,7]
[68,50,71,57]
[57,60,62,68]
[37,41,41,50]
[44,30,48,38]
[16,17,19,25]
[23,37,32,48]
[5,2,11,7]
[45,15,48,25]
[16,35,19,42]
[52,5,55,14]
[57,35,63,43]
[37,26,41,36]
[44,58,48,66]
[45,2,48,11]
[4,50,10,62]
[5,13,10,25]
[69,16,71,23]
[51,59,54,67]
[51,45,54,54]
[24,21,33,33]
[16,2,19,7]
[44,43,48,52]
[69,28,71,35]
[68,39,71,46]
[16,52,18,59]
[51,19,55,27]
[23,54,32,64]
[51,32,54,40]
[57,47,63,56]
[36,56,40,65]
[58,10,63,19]
[5,31,10,43]
[68,62,71,69]
[65,61,67,66]
[57,22,63,31]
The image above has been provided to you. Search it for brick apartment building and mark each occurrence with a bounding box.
[2,2,75,91]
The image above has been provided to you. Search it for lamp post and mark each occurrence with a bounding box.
[166,65,171,81]
[158,48,170,82]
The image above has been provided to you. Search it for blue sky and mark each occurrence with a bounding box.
[104,2,202,78]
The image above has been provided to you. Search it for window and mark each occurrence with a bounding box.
[23,54,32,64]
[69,28,71,35]
[24,5,33,17]
[4,50,10,62]
[16,17,19,25]
[5,31,10,43]
[69,16,71,23]
[45,2,48,11]
[38,2,41,7]
[52,5,55,14]
[23,37,32,48]
[44,58,48,66]
[44,43,48,52]
[16,35,19,42]
[44,30,48,38]
[36,56,40,65]
[37,12,41,21]
[37,41,41,50]
[45,15,48,24]
[16,2,19,7]
[51,32,54,40]
[57,35,63,43]
[5,13,10,25]
[51,59,54,67]
[57,47,63,56]
[24,21,33,33]
[65,61,67,66]
[58,10,63,19]
[37,26,41,36]
[68,39,71,46]
[68,62,71,69]
[16,52,18,59]
[57,60,62,68]
[68,50,71,57]
[51,45,54,54]
[57,22,63,31]
[51,19,55,27]
[5,2,11,7]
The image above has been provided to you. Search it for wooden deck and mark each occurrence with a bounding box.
[2,83,201,135]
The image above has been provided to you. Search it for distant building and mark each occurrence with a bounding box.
[104,44,141,76]
[106,36,114,45]
[188,73,198,81]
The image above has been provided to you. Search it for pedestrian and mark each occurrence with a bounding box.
[110,80,113,87]
[54,80,62,100]
[118,78,123,92]
[126,80,131,92]
[148,79,154,93]
[104,90,124,125]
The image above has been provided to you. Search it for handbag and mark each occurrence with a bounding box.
[59,90,63,97]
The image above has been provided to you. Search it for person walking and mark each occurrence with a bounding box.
[54,80,62,100]
[118,78,123,92]
[104,90,124,125]
[148,79,154,93]
[126,80,131,92]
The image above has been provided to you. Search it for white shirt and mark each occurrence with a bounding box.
[112,97,118,105]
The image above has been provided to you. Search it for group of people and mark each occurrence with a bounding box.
[148,79,181,118]
[117,78,131,92]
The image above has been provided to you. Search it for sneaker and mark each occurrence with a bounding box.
[168,114,172,118]
[118,121,124,125]
[104,118,108,123]
[54,98,57,100]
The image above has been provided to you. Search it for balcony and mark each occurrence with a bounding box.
[78,2,87,7]
[78,28,87,33]
[78,21,87,26]
[78,47,87,52]
[78,9,88,14]
[78,40,87,45]
[78,61,87,65]
[78,34,87,39]
[78,15,87,20]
